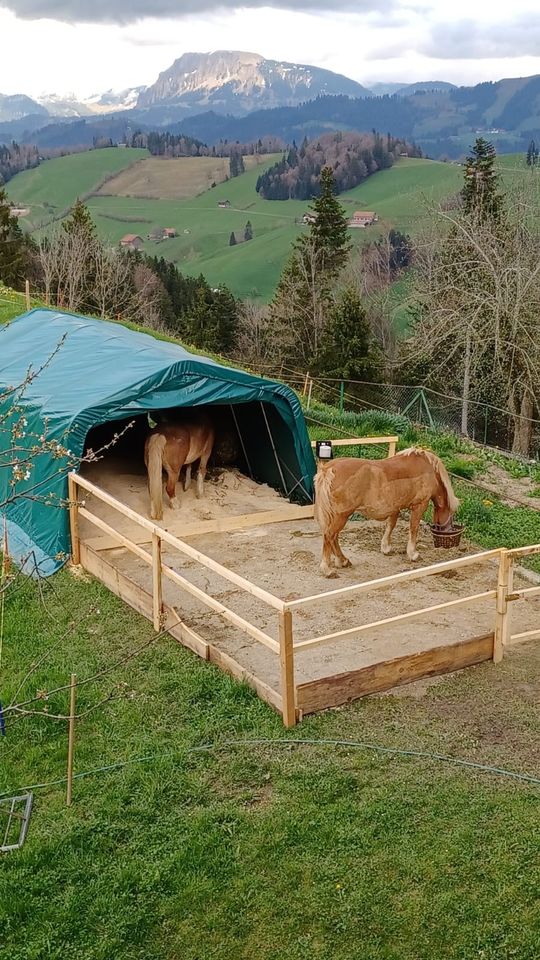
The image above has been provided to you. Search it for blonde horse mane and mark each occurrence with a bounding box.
[397,447,459,512]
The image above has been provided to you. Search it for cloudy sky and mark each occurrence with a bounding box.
[1,0,540,98]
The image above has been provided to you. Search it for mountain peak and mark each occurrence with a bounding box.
[137,50,370,114]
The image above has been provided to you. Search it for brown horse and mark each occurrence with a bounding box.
[144,413,215,520]
[314,447,459,577]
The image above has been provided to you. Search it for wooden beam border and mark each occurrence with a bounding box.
[296,633,494,715]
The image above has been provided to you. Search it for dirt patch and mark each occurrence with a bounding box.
[478,463,540,510]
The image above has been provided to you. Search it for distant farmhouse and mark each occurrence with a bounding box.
[349,211,378,228]
[120,234,144,251]
[147,227,177,242]
[218,200,231,208]
[302,212,317,225]
[9,207,30,218]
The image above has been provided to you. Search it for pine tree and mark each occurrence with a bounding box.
[461,138,504,223]
[0,187,31,289]
[302,165,351,275]
[526,139,538,167]
[229,232,237,246]
[315,288,381,381]
[244,221,253,242]
[62,198,98,238]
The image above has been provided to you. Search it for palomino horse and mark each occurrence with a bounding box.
[314,447,459,577]
[144,412,215,520]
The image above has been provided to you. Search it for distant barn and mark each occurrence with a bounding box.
[119,234,144,250]
[349,211,377,228]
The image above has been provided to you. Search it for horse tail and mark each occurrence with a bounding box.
[146,433,167,520]
[435,456,460,513]
[314,464,336,533]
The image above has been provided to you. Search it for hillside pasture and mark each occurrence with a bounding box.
[98,153,273,200]
[5,147,148,231]
[7,149,463,299]
[86,157,462,299]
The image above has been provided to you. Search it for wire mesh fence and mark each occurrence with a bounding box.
[259,366,540,461]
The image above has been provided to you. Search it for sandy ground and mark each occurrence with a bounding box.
[79,458,540,694]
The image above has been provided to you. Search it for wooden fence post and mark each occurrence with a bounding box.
[152,532,163,632]
[306,378,313,411]
[302,372,309,397]
[25,280,30,310]
[66,673,77,807]
[279,609,297,727]
[388,439,397,458]
[494,550,512,663]
[67,474,80,565]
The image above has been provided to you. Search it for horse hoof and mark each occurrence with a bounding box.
[321,565,338,579]
[408,551,420,562]
[381,545,392,556]
[338,557,352,568]
[170,497,180,511]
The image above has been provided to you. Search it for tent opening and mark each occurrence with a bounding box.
[81,402,310,503]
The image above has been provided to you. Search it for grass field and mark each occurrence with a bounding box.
[6,150,536,302]
[98,154,270,200]
[5,148,148,231]
[1,549,539,960]
[7,151,463,300]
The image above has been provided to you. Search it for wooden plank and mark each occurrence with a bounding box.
[310,436,399,448]
[73,471,285,611]
[286,549,502,611]
[208,646,283,714]
[152,533,162,632]
[161,560,280,654]
[78,507,153,565]
[72,472,158,534]
[279,609,297,727]
[493,552,512,663]
[165,605,209,659]
[79,543,208,659]
[507,628,540,645]
[294,590,497,652]
[507,585,540,601]
[85,505,316,553]
[80,542,152,620]
[296,634,494,714]
[68,474,80,565]
[507,543,540,559]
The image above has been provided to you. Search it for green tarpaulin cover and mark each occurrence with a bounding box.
[0,309,315,575]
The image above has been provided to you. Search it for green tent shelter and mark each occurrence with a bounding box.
[0,309,315,575]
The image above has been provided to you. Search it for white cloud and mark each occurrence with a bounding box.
[1,2,540,99]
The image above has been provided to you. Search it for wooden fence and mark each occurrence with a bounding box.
[67,434,540,726]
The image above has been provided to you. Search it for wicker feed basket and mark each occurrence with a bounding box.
[430,523,464,549]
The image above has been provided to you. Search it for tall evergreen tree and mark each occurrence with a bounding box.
[62,198,98,238]
[526,139,538,167]
[315,288,382,381]
[229,232,237,246]
[461,138,504,223]
[303,166,351,275]
[244,220,253,241]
